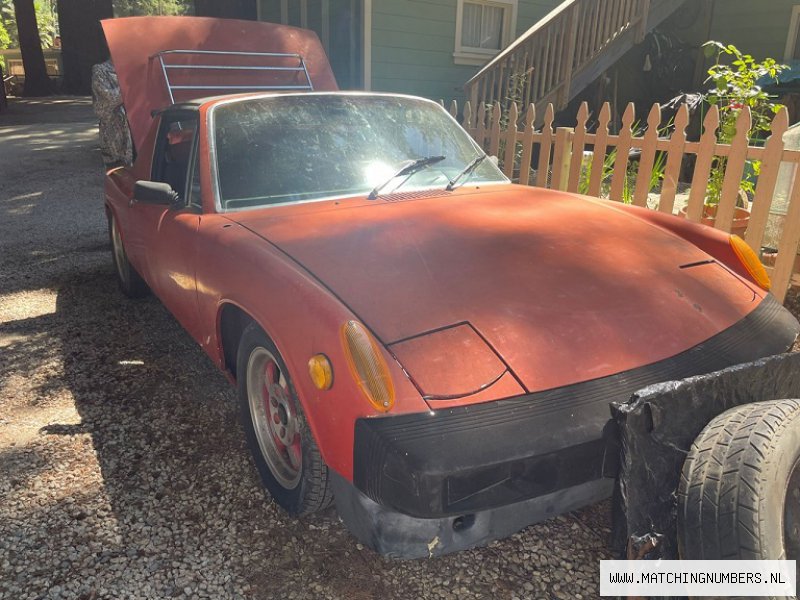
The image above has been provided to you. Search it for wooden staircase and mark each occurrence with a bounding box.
[464,0,688,115]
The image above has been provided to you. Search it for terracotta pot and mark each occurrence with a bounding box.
[761,250,800,274]
[678,204,750,238]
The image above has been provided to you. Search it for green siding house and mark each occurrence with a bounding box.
[256,0,560,100]
[252,0,800,110]
[706,0,800,62]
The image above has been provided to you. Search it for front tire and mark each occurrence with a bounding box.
[237,323,332,516]
[678,400,800,571]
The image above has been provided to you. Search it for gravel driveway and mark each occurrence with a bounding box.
[1,98,796,600]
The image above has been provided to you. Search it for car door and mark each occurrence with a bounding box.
[130,111,203,342]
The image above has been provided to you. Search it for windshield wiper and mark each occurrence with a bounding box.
[446,154,487,191]
[367,155,446,200]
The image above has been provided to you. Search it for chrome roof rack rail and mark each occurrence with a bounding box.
[153,49,314,104]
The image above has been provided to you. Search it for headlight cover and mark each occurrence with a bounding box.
[341,320,395,412]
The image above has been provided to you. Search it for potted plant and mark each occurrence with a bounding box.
[679,42,786,236]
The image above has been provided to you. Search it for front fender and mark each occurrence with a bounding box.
[609,203,755,285]
[194,215,427,481]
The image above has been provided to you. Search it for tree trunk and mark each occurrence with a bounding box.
[57,0,114,95]
[12,0,51,96]
[0,62,8,111]
[194,0,257,20]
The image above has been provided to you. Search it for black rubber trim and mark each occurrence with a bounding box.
[353,294,800,518]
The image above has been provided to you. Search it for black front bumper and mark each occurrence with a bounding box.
[353,294,799,519]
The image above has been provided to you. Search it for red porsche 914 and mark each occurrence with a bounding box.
[101,17,800,560]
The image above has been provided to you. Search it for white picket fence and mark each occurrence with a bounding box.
[444,99,800,302]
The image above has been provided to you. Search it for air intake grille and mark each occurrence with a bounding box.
[381,189,451,202]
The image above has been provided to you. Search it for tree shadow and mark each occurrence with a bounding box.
[28,262,379,597]
[0,256,614,598]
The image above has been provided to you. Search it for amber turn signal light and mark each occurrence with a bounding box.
[340,320,395,412]
[308,354,333,390]
[729,235,771,291]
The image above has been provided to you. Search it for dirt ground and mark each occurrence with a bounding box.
[1,98,799,600]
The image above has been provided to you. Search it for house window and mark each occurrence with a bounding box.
[785,5,800,60]
[454,0,517,66]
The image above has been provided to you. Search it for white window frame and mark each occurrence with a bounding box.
[454,0,517,66]
[784,5,800,61]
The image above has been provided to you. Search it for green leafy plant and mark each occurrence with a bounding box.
[702,41,787,205]
[33,0,57,47]
[0,0,58,47]
[578,121,668,204]
[113,0,193,17]
[0,19,9,72]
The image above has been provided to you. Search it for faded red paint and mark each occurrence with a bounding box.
[233,184,762,397]
[101,16,337,150]
[104,86,766,482]
[390,323,518,400]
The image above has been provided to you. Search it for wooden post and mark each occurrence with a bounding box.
[567,102,590,193]
[747,108,789,252]
[502,103,519,178]
[552,127,574,191]
[659,104,689,214]
[559,2,581,108]
[588,102,612,197]
[636,0,651,43]
[586,0,598,50]
[715,107,752,232]
[468,80,479,113]
[686,105,720,222]
[497,59,506,106]
[632,103,661,207]
[539,26,553,98]
[489,103,502,158]
[521,46,533,109]
[609,103,636,202]
[476,102,487,151]
[519,104,536,186]
[536,104,556,187]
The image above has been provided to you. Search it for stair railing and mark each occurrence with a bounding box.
[464,0,651,114]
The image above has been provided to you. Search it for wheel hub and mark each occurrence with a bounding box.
[246,347,303,489]
[266,381,296,448]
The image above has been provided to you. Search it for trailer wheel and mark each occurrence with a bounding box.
[678,399,800,563]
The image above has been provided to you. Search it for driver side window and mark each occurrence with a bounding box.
[152,116,198,206]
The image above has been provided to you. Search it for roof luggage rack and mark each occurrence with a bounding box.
[153,49,315,104]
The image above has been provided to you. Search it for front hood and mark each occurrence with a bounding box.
[101,16,337,150]
[232,186,761,395]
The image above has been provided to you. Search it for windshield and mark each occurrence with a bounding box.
[212,94,508,210]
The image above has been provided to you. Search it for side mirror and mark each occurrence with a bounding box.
[134,181,180,206]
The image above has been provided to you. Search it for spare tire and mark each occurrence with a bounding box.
[678,399,800,565]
